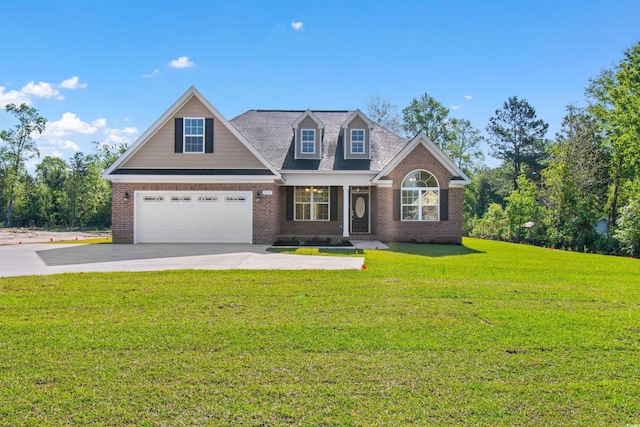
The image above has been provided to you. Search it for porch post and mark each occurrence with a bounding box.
[342,184,349,238]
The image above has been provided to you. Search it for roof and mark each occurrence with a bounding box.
[230,110,408,171]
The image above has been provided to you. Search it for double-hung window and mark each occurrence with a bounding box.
[301,129,315,154]
[401,170,439,221]
[294,186,329,221]
[184,118,204,153]
[351,129,365,154]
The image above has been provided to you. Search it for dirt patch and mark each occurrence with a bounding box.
[0,228,111,245]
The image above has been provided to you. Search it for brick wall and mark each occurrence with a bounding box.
[278,186,345,237]
[375,143,464,244]
[111,182,280,244]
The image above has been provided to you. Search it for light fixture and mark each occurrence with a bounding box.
[256,191,262,202]
[124,191,130,202]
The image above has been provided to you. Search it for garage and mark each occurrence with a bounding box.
[134,191,253,243]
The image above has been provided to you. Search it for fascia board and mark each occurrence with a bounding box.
[291,109,325,129]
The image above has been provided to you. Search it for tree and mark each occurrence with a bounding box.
[365,96,403,136]
[36,156,69,227]
[66,152,89,227]
[614,181,640,257]
[448,118,485,174]
[402,93,485,172]
[504,175,546,244]
[543,105,608,250]
[587,41,640,226]
[0,103,47,227]
[486,96,549,190]
[402,93,453,144]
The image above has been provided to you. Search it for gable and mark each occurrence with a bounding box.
[121,96,265,169]
[373,133,470,187]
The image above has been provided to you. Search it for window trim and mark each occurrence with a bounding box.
[183,117,205,153]
[401,170,440,222]
[294,186,329,221]
[300,129,316,154]
[350,129,365,154]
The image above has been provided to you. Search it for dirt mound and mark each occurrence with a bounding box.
[0,228,111,245]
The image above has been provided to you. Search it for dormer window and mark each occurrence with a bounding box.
[301,129,316,154]
[184,118,204,153]
[350,129,365,154]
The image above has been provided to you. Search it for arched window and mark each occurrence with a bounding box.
[401,170,439,221]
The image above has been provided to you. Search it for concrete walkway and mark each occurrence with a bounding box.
[0,243,365,277]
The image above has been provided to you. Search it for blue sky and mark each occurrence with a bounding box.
[1,0,638,169]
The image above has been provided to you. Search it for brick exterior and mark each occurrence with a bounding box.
[278,186,345,238]
[375,143,464,244]
[111,182,280,244]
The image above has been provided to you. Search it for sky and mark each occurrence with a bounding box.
[1,0,639,170]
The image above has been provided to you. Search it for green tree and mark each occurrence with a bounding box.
[504,175,546,244]
[543,105,608,250]
[587,41,640,226]
[66,152,89,227]
[36,156,69,227]
[448,118,485,174]
[402,93,453,144]
[0,103,47,227]
[469,203,508,241]
[486,96,549,190]
[614,181,640,257]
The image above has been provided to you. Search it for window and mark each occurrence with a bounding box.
[401,170,439,221]
[170,196,192,202]
[301,129,315,154]
[184,118,204,153]
[295,186,329,221]
[225,196,246,202]
[143,196,164,202]
[197,196,218,202]
[351,129,365,154]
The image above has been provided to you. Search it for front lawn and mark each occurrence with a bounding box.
[1,238,638,425]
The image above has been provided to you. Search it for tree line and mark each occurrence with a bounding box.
[368,41,639,257]
[1,42,638,255]
[0,105,125,229]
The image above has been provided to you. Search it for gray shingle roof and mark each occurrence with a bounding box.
[230,110,408,171]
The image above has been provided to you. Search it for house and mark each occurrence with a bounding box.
[103,87,470,245]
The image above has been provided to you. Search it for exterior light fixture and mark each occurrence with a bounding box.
[124,191,130,202]
[256,191,262,202]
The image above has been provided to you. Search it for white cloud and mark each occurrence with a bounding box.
[59,76,88,89]
[103,126,139,144]
[142,68,160,78]
[464,95,472,100]
[291,21,303,31]
[0,86,30,106]
[62,140,81,151]
[168,56,194,68]
[45,112,106,137]
[22,81,60,99]
[450,105,462,110]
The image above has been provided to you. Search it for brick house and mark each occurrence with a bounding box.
[103,87,470,244]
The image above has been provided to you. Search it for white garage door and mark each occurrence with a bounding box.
[134,191,252,243]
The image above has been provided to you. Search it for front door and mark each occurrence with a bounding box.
[351,192,369,233]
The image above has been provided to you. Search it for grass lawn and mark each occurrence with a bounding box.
[1,238,638,425]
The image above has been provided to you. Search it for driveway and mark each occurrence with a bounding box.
[0,243,365,277]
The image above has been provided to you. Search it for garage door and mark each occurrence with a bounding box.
[134,191,252,243]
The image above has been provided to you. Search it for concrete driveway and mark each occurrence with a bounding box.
[0,243,365,277]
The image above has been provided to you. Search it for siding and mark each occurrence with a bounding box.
[123,97,265,169]
[295,116,321,159]
[344,116,370,160]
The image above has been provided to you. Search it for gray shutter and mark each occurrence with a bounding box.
[286,187,294,221]
[205,118,214,153]
[330,187,338,221]
[440,189,449,221]
[393,189,400,221]
[174,118,183,153]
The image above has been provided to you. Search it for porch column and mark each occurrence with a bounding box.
[342,184,350,238]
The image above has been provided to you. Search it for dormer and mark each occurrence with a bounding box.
[341,110,374,160]
[292,110,324,160]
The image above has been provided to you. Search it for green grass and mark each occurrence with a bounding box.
[1,238,638,425]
